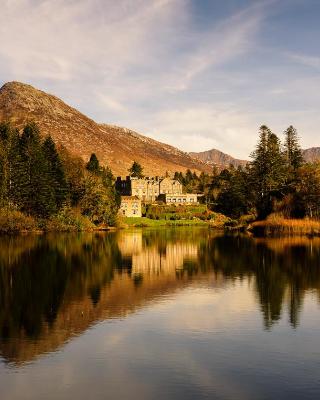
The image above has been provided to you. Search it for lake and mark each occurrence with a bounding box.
[0,228,320,399]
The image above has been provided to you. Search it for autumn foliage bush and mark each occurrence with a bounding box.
[0,208,37,233]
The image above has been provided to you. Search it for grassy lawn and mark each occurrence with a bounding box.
[122,217,209,227]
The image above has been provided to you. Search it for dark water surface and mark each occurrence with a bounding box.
[0,228,320,399]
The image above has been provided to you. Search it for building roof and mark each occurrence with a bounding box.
[121,195,140,201]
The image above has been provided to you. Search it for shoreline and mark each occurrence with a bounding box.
[2,217,320,238]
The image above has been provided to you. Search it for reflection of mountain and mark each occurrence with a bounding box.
[0,230,320,365]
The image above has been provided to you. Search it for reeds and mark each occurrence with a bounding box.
[250,215,320,237]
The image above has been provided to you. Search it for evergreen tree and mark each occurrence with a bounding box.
[216,167,252,218]
[86,153,100,174]
[128,161,143,178]
[0,123,24,207]
[283,126,303,170]
[100,166,114,188]
[42,136,67,210]
[0,123,11,205]
[295,163,320,218]
[18,123,55,217]
[250,125,286,218]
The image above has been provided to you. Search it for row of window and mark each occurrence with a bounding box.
[167,198,195,203]
[121,203,140,208]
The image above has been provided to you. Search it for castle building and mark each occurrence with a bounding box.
[119,196,142,217]
[116,176,183,202]
[158,193,198,205]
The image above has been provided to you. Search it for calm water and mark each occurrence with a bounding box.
[0,228,320,400]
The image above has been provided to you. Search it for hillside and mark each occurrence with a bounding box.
[303,147,320,163]
[189,149,247,169]
[0,81,210,176]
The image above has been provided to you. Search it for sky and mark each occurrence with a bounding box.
[1,0,320,158]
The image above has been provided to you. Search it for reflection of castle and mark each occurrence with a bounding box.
[118,231,198,275]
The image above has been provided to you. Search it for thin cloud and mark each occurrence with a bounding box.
[287,52,320,70]
[0,0,319,158]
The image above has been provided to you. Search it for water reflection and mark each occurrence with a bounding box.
[0,229,319,365]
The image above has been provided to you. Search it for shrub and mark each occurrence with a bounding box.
[46,207,94,232]
[0,208,37,233]
[239,214,256,226]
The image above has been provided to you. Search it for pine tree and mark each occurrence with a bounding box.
[283,126,303,170]
[18,123,55,217]
[0,123,23,207]
[100,166,114,188]
[128,161,143,178]
[0,123,10,205]
[250,125,286,218]
[86,153,100,174]
[42,136,67,211]
[216,167,252,218]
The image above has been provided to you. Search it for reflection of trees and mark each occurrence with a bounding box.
[0,233,121,341]
[0,228,212,364]
[200,236,320,329]
[0,229,320,363]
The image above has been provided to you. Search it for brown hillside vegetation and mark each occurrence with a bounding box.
[0,81,210,176]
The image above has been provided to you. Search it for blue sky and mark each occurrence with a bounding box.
[1,0,320,158]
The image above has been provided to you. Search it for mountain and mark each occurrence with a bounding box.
[302,147,320,163]
[190,147,320,169]
[0,81,210,176]
[189,149,247,169]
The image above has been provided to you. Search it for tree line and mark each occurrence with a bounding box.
[0,122,119,226]
[1,122,319,227]
[174,125,320,220]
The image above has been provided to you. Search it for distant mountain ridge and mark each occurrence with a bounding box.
[190,147,320,169]
[189,149,247,169]
[0,81,210,176]
[302,147,320,163]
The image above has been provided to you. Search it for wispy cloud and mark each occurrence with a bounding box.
[0,0,319,157]
[287,52,320,70]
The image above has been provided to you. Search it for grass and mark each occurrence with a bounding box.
[122,217,209,228]
[250,215,320,237]
[144,204,212,221]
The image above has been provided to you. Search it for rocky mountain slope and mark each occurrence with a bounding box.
[189,149,247,169]
[0,81,210,176]
[302,147,320,163]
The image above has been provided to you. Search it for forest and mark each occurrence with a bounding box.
[0,122,319,233]
[175,125,320,223]
[0,122,119,232]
